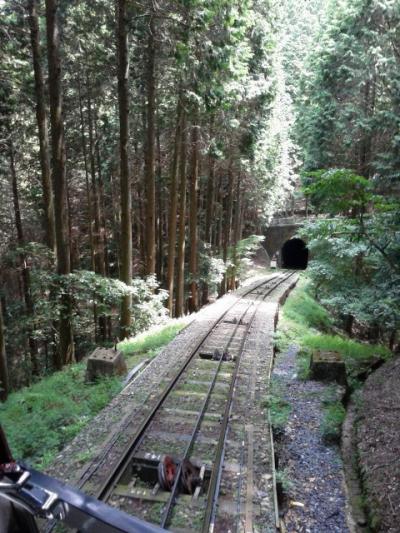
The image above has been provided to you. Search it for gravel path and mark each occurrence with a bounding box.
[273,344,349,533]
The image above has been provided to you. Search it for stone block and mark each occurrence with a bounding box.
[310,350,347,386]
[86,347,127,382]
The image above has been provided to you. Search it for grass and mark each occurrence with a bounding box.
[264,376,291,432]
[275,276,391,382]
[0,363,121,468]
[0,320,187,469]
[320,401,346,443]
[119,320,187,368]
[282,279,333,332]
[274,277,332,362]
[275,468,293,492]
[302,333,390,381]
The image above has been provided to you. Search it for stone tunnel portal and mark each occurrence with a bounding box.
[281,238,308,269]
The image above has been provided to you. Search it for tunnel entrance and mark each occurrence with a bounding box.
[281,238,308,269]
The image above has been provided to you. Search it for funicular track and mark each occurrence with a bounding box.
[84,271,297,532]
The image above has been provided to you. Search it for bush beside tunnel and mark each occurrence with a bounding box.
[281,238,308,269]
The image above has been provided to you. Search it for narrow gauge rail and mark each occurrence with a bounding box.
[91,271,296,532]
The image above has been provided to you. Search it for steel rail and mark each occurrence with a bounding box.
[159,350,225,529]
[73,275,279,495]
[159,282,263,529]
[202,270,297,533]
[157,271,295,529]
[95,274,283,502]
[40,272,296,533]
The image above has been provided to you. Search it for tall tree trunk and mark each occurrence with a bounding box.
[230,175,242,290]
[175,113,187,317]
[214,173,223,250]
[166,97,183,315]
[202,134,216,305]
[156,119,163,282]
[188,120,199,313]
[99,179,109,276]
[144,13,156,276]
[205,154,215,245]
[87,84,105,277]
[45,0,74,367]
[28,0,56,252]
[138,179,146,271]
[87,87,107,340]
[66,178,76,270]
[95,123,110,277]
[78,73,98,340]
[77,72,95,271]
[0,301,8,402]
[9,139,38,375]
[110,171,121,277]
[95,143,108,340]
[220,168,234,296]
[239,198,245,241]
[117,0,132,339]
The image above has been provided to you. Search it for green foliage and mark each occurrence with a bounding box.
[0,363,121,468]
[264,376,292,431]
[198,243,226,291]
[302,169,372,215]
[227,235,265,280]
[275,276,391,383]
[119,321,186,367]
[295,0,400,179]
[275,468,293,492]
[299,184,400,341]
[320,401,346,443]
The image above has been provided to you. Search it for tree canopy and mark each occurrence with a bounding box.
[1,0,399,398]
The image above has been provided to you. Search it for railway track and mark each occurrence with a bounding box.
[84,271,297,532]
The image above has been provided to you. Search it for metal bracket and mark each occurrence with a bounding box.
[0,464,166,533]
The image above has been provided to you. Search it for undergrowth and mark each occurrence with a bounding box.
[275,276,391,382]
[320,401,346,443]
[264,376,291,432]
[0,363,121,468]
[119,320,186,367]
[273,275,391,445]
[0,320,186,468]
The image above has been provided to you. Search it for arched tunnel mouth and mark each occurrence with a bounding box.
[281,238,308,269]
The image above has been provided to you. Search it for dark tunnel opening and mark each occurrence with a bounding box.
[281,238,308,269]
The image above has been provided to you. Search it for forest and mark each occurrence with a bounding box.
[0,0,399,401]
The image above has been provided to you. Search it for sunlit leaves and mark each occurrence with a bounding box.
[300,173,400,338]
[296,0,400,178]
[302,168,372,215]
